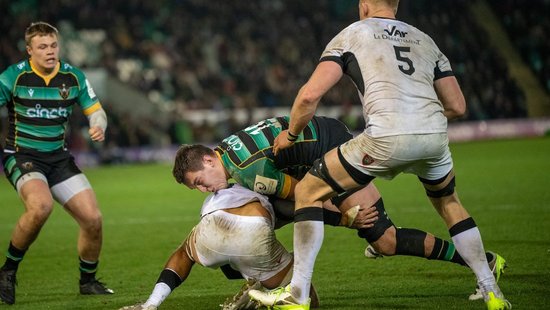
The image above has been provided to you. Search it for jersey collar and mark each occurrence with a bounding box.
[29,59,60,86]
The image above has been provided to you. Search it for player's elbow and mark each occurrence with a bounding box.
[298,85,322,106]
[435,76,466,120]
[445,99,466,120]
[454,98,467,117]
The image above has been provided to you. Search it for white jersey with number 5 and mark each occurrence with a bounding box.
[321,17,453,137]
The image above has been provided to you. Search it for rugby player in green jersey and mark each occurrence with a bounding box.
[0,22,113,305]
[172,116,505,302]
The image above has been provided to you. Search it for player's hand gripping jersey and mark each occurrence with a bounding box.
[215,116,352,198]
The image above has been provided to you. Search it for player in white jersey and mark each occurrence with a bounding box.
[119,184,319,310]
[249,1,510,310]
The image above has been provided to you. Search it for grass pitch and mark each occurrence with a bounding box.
[0,137,549,309]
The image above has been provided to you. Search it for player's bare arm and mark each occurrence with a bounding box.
[434,76,466,120]
[273,61,343,155]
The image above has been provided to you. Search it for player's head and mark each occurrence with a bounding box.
[173,144,229,193]
[358,0,399,20]
[25,21,59,74]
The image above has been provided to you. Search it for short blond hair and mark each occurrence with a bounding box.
[362,0,399,11]
[25,21,58,46]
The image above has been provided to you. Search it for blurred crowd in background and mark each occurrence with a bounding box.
[490,0,550,94]
[1,0,547,155]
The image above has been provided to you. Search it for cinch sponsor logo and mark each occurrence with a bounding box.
[223,134,243,151]
[27,104,68,118]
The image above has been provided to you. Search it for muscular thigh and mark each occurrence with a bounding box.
[335,182,381,212]
[18,177,55,209]
[51,174,93,206]
[296,148,364,207]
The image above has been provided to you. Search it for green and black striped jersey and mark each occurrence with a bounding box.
[0,60,102,152]
[215,116,352,198]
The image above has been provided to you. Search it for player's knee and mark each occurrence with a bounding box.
[419,174,456,198]
[25,200,54,224]
[294,176,326,205]
[81,212,103,236]
[356,198,394,243]
[370,229,397,256]
[294,180,309,197]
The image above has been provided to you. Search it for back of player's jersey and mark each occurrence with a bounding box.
[216,116,318,170]
[200,184,274,220]
[215,116,318,196]
[321,17,450,137]
[215,116,350,197]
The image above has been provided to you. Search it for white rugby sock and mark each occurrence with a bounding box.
[290,220,324,304]
[144,282,172,307]
[451,227,499,298]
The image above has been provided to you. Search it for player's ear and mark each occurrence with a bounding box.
[202,155,214,167]
[359,0,369,19]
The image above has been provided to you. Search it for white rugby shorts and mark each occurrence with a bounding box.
[339,132,453,181]
[192,210,292,282]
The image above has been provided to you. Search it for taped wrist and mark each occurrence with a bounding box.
[287,131,299,142]
[88,108,108,132]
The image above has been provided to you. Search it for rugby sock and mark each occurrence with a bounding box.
[395,228,427,257]
[291,207,324,304]
[2,242,26,271]
[449,218,496,292]
[145,269,183,307]
[428,238,466,264]
[79,257,98,284]
[322,209,342,226]
[428,238,495,266]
